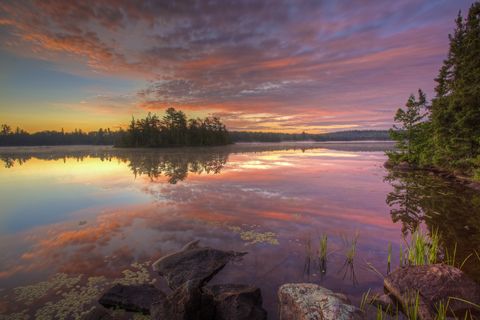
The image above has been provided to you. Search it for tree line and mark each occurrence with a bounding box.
[1,109,390,147]
[0,124,118,146]
[230,130,390,142]
[116,108,230,147]
[388,2,480,179]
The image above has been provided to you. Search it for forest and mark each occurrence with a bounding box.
[388,2,480,180]
[0,112,389,147]
[230,130,389,142]
[117,108,230,147]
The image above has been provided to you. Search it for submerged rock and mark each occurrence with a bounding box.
[150,279,215,320]
[81,306,113,320]
[384,264,480,320]
[278,283,363,320]
[152,240,247,290]
[205,284,267,320]
[99,283,165,314]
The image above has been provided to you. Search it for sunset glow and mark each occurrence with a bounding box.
[0,1,471,132]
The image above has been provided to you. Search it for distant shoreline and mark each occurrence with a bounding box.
[0,141,395,155]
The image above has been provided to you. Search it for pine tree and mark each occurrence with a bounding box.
[430,2,480,173]
[388,90,430,164]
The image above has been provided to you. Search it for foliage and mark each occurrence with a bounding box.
[388,2,480,177]
[117,108,230,147]
[230,130,390,143]
[406,228,439,266]
[388,90,431,165]
[0,127,119,146]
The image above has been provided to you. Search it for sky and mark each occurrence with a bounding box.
[0,0,473,133]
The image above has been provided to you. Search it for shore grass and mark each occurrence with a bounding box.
[405,228,439,266]
[404,291,420,320]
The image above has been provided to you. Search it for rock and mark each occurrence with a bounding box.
[384,160,412,171]
[278,283,363,320]
[369,293,396,311]
[384,264,480,320]
[81,306,113,320]
[150,279,215,320]
[99,283,165,314]
[205,284,267,320]
[152,241,247,290]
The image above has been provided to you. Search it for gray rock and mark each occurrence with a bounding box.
[152,241,247,290]
[99,283,165,314]
[278,283,363,320]
[150,279,215,320]
[384,264,480,320]
[205,284,267,320]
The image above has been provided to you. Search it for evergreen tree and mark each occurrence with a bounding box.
[388,89,430,164]
[389,2,480,178]
[431,3,480,172]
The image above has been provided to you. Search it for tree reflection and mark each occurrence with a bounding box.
[120,152,227,184]
[0,149,228,184]
[384,168,480,280]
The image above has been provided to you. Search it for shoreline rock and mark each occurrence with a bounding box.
[96,241,264,320]
[152,240,247,290]
[205,284,267,320]
[384,264,480,320]
[98,283,164,314]
[278,283,363,320]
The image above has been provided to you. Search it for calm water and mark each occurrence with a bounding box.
[0,143,479,319]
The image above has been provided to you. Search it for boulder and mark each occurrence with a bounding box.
[205,284,267,320]
[384,264,480,320]
[278,283,363,320]
[99,283,165,314]
[152,240,247,290]
[150,279,215,320]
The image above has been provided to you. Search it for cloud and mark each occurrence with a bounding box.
[0,0,472,131]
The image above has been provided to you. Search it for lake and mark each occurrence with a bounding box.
[0,142,479,319]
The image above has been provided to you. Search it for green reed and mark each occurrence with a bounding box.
[434,300,449,320]
[319,234,328,261]
[403,291,420,320]
[359,289,371,312]
[406,228,439,266]
[343,232,359,264]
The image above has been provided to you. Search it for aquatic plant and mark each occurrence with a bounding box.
[403,291,420,320]
[0,310,29,320]
[4,261,156,319]
[406,228,439,266]
[13,273,82,304]
[387,242,392,273]
[319,234,328,261]
[399,243,404,267]
[434,299,450,320]
[359,289,371,312]
[343,232,359,264]
[35,276,108,320]
[114,261,156,286]
[376,305,385,320]
[228,226,279,245]
[444,243,457,267]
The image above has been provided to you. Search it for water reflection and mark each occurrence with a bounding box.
[384,168,480,280]
[2,142,478,319]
